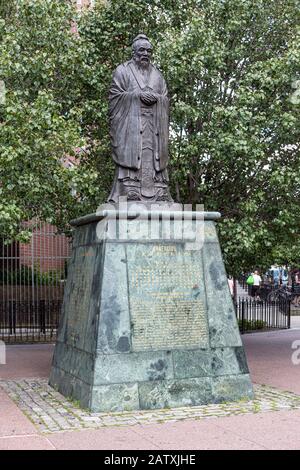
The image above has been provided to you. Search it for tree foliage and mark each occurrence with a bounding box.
[0,0,95,240]
[0,0,299,274]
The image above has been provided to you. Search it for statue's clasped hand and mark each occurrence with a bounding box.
[140,91,158,106]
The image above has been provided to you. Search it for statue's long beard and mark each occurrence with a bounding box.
[133,56,150,70]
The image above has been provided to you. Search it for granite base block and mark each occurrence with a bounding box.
[49,210,254,412]
[138,375,253,410]
[91,383,140,413]
[49,366,91,409]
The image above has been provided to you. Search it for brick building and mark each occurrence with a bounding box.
[19,223,70,273]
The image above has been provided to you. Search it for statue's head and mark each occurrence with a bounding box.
[132,34,152,68]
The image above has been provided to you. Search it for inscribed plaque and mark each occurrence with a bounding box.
[128,244,209,351]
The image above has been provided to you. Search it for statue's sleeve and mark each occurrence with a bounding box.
[108,65,141,169]
[154,73,169,118]
[109,66,137,116]
[161,75,168,98]
[155,73,169,170]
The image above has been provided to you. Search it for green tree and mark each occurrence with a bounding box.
[1,0,299,275]
[0,0,97,240]
[78,0,300,274]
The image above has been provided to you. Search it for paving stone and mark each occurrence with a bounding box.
[1,378,300,434]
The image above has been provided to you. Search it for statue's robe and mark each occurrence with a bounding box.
[108,60,171,202]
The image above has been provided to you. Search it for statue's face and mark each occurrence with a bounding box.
[133,40,152,68]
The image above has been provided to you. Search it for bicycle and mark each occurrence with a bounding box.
[291,286,300,308]
[267,285,292,303]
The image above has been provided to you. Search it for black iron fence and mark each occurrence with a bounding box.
[0,222,70,343]
[0,297,291,343]
[0,299,62,343]
[235,297,291,334]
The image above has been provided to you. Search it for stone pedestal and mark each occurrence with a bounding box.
[49,208,253,411]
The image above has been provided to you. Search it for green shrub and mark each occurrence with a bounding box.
[0,265,65,285]
[238,319,267,331]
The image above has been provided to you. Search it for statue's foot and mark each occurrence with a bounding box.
[127,190,142,201]
[155,189,173,203]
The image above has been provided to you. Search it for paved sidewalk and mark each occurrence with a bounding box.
[243,325,300,395]
[236,282,250,298]
[0,324,300,450]
[0,343,53,380]
[2,378,300,434]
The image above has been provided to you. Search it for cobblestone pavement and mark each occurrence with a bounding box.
[1,378,300,434]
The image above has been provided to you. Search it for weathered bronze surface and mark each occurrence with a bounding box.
[108,34,173,203]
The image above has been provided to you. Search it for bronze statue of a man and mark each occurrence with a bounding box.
[108,34,173,203]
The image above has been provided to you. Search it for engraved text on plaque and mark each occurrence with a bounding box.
[128,244,208,351]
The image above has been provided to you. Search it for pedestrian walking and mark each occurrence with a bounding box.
[252,270,262,298]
